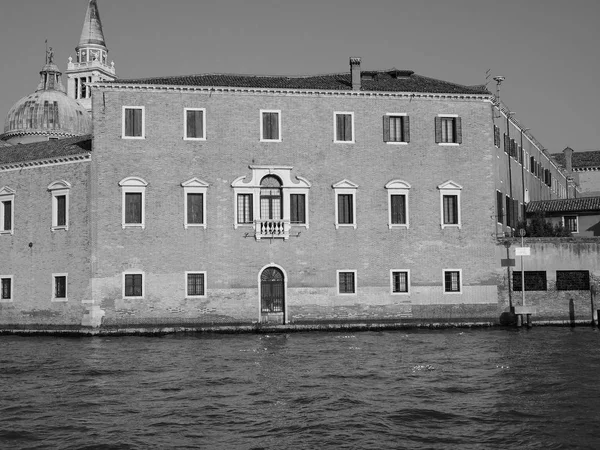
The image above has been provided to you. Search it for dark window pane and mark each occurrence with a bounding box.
[125,193,142,224]
[338,194,353,224]
[443,195,458,224]
[56,195,66,227]
[125,108,142,137]
[237,194,253,224]
[391,195,406,224]
[2,200,11,231]
[1,278,10,300]
[290,194,305,224]
[125,274,143,297]
[187,273,205,296]
[336,114,352,141]
[556,271,589,290]
[187,193,203,224]
[186,110,204,138]
[339,272,355,294]
[513,271,547,291]
[444,271,460,292]
[263,112,279,140]
[55,276,66,298]
[392,272,408,293]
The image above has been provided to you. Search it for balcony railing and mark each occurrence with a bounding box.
[255,219,290,240]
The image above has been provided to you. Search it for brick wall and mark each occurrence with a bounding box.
[90,88,499,325]
[0,161,91,326]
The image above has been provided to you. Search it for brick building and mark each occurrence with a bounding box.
[0,2,574,328]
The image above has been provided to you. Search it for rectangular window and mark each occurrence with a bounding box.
[56,195,66,227]
[184,108,205,140]
[556,271,590,291]
[290,194,306,224]
[334,112,354,143]
[187,193,204,225]
[1,200,12,232]
[513,271,547,291]
[338,194,354,225]
[53,275,67,301]
[237,194,253,224]
[124,273,143,298]
[390,194,406,225]
[391,271,409,294]
[383,115,409,143]
[261,111,280,141]
[186,272,206,297]
[506,195,512,229]
[493,125,500,147]
[125,193,142,224]
[443,195,458,225]
[122,107,144,138]
[563,215,578,233]
[444,270,461,293]
[435,116,462,144]
[1,276,12,301]
[496,191,504,224]
[338,271,356,294]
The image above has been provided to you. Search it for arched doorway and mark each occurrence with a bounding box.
[260,266,285,324]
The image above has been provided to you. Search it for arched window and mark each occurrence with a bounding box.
[260,175,282,221]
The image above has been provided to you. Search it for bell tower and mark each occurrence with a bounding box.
[66,0,116,112]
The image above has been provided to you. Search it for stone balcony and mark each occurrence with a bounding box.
[255,219,291,240]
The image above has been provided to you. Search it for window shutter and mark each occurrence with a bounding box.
[133,109,142,137]
[403,116,410,143]
[186,110,195,138]
[391,195,406,224]
[383,116,390,142]
[455,117,462,144]
[263,112,270,139]
[336,114,344,141]
[435,117,442,143]
[290,194,305,224]
[344,114,352,141]
[338,194,353,224]
[125,109,134,136]
[187,193,203,224]
[57,195,66,226]
[195,111,203,138]
[496,191,503,224]
[126,193,142,224]
[271,113,279,140]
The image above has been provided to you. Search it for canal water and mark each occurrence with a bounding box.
[1,327,599,449]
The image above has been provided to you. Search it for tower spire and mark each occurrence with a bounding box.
[66,0,116,112]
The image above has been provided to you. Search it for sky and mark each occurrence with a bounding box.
[0,0,599,153]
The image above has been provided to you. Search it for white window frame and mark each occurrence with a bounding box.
[119,177,148,229]
[0,187,15,235]
[386,180,410,229]
[48,181,71,231]
[122,271,145,300]
[185,271,207,298]
[438,181,462,229]
[333,111,355,143]
[390,270,410,295]
[122,106,145,139]
[183,108,206,141]
[563,215,579,234]
[52,273,68,302]
[181,178,208,229]
[443,269,462,294]
[0,275,13,303]
[337,270,357,296]
[333,180,358,229]
[437,114,460,146]
[260,109,282,142]
[385,113,408,145]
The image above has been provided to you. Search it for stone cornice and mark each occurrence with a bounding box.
[0,153,91,172]
[92,82,491,101]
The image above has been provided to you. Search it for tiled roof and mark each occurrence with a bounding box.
[0,135,92,165]
[526,196,600,213]
[552,151,600,169]
[110,70,490,95]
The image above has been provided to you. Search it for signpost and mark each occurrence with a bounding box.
[518,228,527,308]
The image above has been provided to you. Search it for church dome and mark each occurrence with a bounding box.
[1,60,91,144]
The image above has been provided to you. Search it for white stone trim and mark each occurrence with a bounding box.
[385,180,410,229]
[185,271,207,298]
[181,178,208,229]
[48,181,72,231]
[122,271,145,299]
[52,273,68,302]
[443,269,463,294]
[260,109,282,142]
[333,180,358,229]
[390,270,410,295]
[0,275,13,302]
[337,269,357,295]
[0,186,15,235]
[183,107,206,141]
[122,106,145,139]
[438,180,462,229]
[333,111,355,143]
[119,177,148,229]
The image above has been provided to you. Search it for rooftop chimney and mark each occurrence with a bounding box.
[563,146,574,174]
[350,57,361,91]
